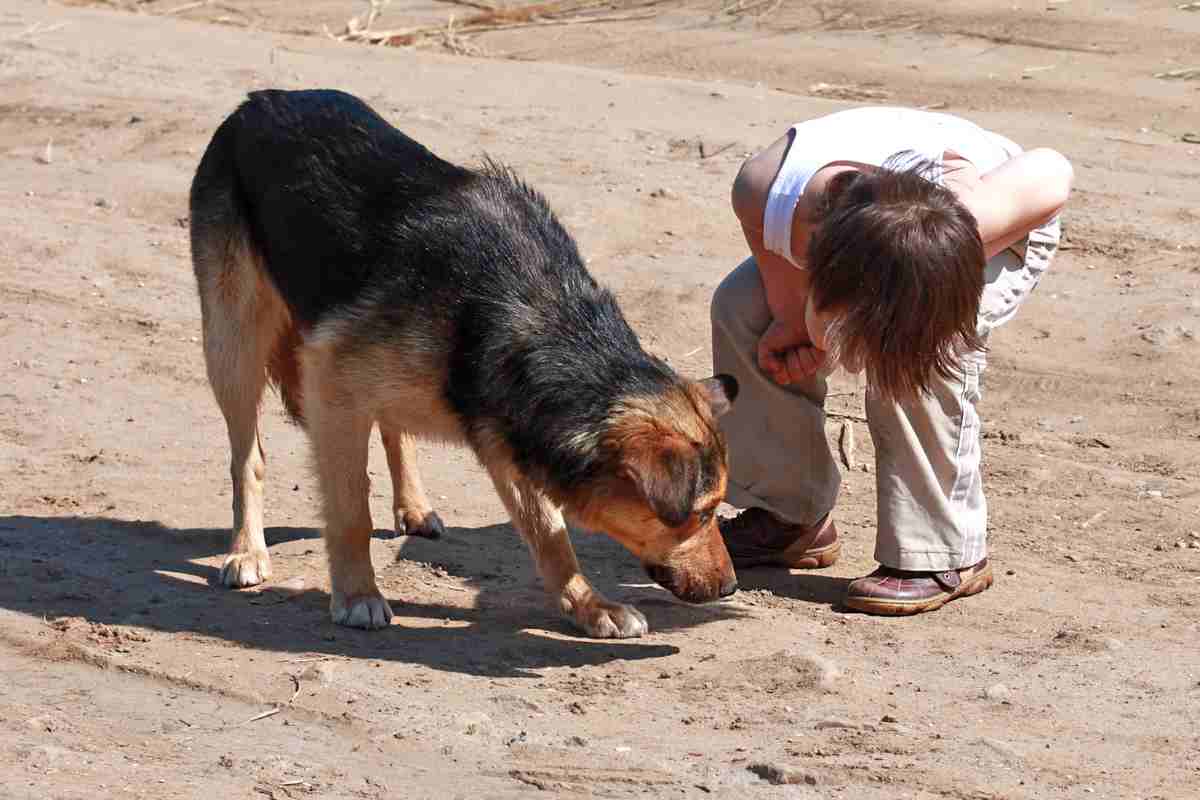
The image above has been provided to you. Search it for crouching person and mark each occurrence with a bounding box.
[711,106,1073,615]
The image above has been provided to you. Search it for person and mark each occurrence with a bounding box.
[711,106,1073,615]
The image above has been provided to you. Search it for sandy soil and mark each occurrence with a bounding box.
[2,1,1199,798]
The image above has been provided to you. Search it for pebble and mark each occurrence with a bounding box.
[814,718,857,730]
[458,712,491,736]
[983,683,1010,701]
[747,763,818,786]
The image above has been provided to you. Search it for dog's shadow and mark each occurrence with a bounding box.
[0,514,750,677]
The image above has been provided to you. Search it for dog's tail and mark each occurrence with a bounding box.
[189,106,306,425]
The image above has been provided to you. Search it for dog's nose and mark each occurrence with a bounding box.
[718,575,738,598]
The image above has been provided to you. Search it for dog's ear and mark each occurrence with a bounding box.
[698,374,738,419]
[619,439,698,529]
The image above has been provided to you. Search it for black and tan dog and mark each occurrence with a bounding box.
[189,90,738,638]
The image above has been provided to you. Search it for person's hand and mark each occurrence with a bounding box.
[757,319,827,385]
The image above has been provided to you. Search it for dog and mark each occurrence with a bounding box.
[188,90,738,638]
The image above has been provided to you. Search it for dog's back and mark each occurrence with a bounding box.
[191,90,472,327]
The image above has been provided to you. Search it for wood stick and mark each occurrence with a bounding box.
[239,707,282,725]
[164,1,209,15]
[837,421,856,470]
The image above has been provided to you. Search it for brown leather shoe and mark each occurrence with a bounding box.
[718,508,840,569]
[844,559,993,616]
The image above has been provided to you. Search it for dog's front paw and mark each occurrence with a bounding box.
[571,598,649,639]
[397,509,444,540]
[220,549,272,588]
[330,589,393,630]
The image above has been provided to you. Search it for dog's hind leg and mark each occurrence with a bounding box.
[379,426,444,539]
[303,343,392,630]
[195,249,284,589]
[486,468,648,639]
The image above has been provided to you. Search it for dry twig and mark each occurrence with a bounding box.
[239,707,282,725]
[699,141,737,159]
[1154,67,1200,80]
[331,0,663,49]
[837,421,856,470]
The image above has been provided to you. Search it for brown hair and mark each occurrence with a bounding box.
[807,156,987,401]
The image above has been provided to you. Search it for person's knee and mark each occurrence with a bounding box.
[711,258,764,331]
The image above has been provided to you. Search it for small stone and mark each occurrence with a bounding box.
[26,715,55,732]
[983,683,1010,701]
[814,718,857,730]
[747,763,818,786]
[459,712,491,736]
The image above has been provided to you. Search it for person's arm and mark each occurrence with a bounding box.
[947,148,1074,259]
[730,136,826,384]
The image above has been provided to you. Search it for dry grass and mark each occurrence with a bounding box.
[329,0,669,51]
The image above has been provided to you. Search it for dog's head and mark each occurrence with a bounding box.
[568,374,739,603]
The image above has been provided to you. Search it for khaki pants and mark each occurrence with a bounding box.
[711,219,1060,571]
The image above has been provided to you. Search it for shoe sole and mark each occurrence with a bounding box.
[731,539,842,570]
[843,563,994,616]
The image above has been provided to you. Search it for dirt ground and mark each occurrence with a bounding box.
[2,1,1199,797]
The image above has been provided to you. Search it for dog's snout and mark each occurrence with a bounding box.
[644,562,730,604]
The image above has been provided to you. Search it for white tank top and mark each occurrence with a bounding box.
[763,107,1022,267]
